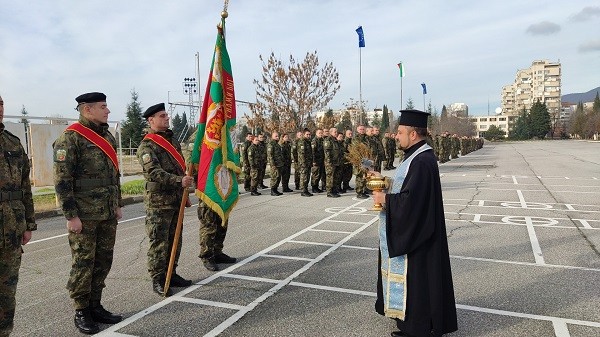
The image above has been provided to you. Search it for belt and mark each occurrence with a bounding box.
[145,181,178,192]
[0,190,23,201]
[74,178,118,191]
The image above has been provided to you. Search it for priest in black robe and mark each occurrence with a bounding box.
[372,110,457,337]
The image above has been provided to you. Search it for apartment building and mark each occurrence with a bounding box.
[470,115,518,138]
[501,60,561,117]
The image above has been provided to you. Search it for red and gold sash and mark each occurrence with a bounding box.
[143,133,186,172]
[66,122,119,171]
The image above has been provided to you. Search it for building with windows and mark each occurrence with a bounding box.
[470,115,518,138]
[501,60,561,117]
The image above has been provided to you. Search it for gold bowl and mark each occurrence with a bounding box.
[366,176,389,211]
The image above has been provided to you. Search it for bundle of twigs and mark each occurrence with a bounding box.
[345,142,373,170]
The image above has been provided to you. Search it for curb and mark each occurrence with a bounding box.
[35,195,145,220]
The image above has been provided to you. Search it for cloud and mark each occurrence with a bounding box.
[526,21,561,35]
[569,6,600,22]
[578,40,600,53]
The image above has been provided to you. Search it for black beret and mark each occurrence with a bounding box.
[398,109,430,128]
[143,103,166,118]
[75,92,106,104]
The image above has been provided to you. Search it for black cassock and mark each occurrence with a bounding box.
[375,140,458,337]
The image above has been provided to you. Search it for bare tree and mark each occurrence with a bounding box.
[248,51,340,133]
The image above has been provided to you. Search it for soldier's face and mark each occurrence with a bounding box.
[282,135,289,141]
[345,130,352,138]
[357,126,365,134]
[149,111,169,131]
[272,133,279,141]
[85,102,110,124]
[316,130,323,137]
[304,131,311,139]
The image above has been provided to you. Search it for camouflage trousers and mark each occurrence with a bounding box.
[250,167,259,190]
[293,162,300,189]
[281,164,291,189]
[341,164,353,189]
[258,164,266,186]
[354,168,366,194]
[325,165,341,193]
[243,165,251,190]
[300,165,311,190]
[0,246,22,336]
[145,208,182,281]
[270,166,282,189]
[311,163,325,189]
[198,204,228,260]
[67,218,117,310]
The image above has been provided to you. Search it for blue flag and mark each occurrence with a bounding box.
[421,83,427,95]
[356,26,365,48]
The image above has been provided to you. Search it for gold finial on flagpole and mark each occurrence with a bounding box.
[221,0,229,18]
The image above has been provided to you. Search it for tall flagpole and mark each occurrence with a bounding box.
[359,47,363,125]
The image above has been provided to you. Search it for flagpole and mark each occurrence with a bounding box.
[359,47,363,126]
[400,75,403,111]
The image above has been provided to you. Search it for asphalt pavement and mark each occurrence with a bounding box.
[14,140,600,337]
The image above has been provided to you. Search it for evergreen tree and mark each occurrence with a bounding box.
[321,108,336,129]
[405,97,415,109]
[121,89,147,148]
[371,111,381,127]
[529,99,551,139]
[483,125,505,141]
[338,110,353,132]
[172,113,184,140]
[593,91,600,113]
[509,107,530,140]
[440,105,448,133]
[381,105,390,132]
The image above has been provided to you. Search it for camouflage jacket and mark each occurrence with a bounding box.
[258,142,267,164]
[280,140,292,166]
[298,138,313,168]
[342,137,352,165]
[267,139,284,168]
[247,143,260,168]
[323,135,341,167]
[311,137,324,164]
[291,138,300,163]
[137,128,185,209]
[53,117,122,220]
[385,136,397,156]
[0,123,36,248]
[239,139,251,167]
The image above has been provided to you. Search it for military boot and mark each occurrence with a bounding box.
[203,258,219,271]
[270,188,282,196]
[215,252,237,264]
[301,189,313,197]
[250,188,261,196]
[170,273,192,287]
[74,308,100,335]
[282,186,293,192]
[152,276,173,297]
[90,301,122,324]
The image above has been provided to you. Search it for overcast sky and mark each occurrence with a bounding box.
[1,1,598,122]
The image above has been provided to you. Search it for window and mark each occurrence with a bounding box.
[499,117,506,121]
[480,125,487,129]
[480,118,487,122]
[490,118,497,121]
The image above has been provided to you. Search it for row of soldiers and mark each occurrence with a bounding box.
[430,132,484,163]
[239,126,401,199]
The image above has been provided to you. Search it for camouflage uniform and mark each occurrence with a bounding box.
[258,140,267,188]
[385,135,397,169]
[291,138,300,190]
[298,138,313,192]
[451,135,460,159]
[0,123,36,336]
[53,116,122,310]
[311,136,325,191]
[323,135,341,195]
[239,139,252,191]
[372,135,385,172]
[267,139,284,191]
[353,133,369,195]
[341,136,353,191]
[137,129,186,282]
[247,142,260,192]
[280,139,292,191]
[197,201,228,261]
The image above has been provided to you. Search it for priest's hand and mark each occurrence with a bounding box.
[372,190,386,205]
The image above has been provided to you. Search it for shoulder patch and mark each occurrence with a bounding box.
[55,148,67,162]
[142,153,152,164]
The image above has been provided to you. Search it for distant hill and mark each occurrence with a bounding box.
[562,86,600,104]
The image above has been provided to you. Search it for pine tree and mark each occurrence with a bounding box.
[338,110,353,132]
[509,107,530,140]
[529,99,551,139]
[381,105,390,132]
[405,97,415,109]
[121,89,147,148]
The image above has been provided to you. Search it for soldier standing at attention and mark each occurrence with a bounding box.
[311,129,325,193]
[247,136,262,196]
[336,132,346,193]
[267,131,284,196]
[323,128,341,198]
[257,134,268,189]
[372,127,385,172]
[279,133,293,193]
[239,133,253,192]
[291,131,302,190]
[298,128,314,197]
[0,94,37,336]
[197,201,237,271]
[353,125,370,199]
[137,103,194,297]
[341,130,354,192]
[53,92,123,334]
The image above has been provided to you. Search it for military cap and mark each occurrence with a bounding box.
[75,92,106,104]
[398,109,430,128]
[143,103,166,119]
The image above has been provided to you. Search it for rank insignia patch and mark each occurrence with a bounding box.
[142,153,152,164]
[55,149,67,162]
